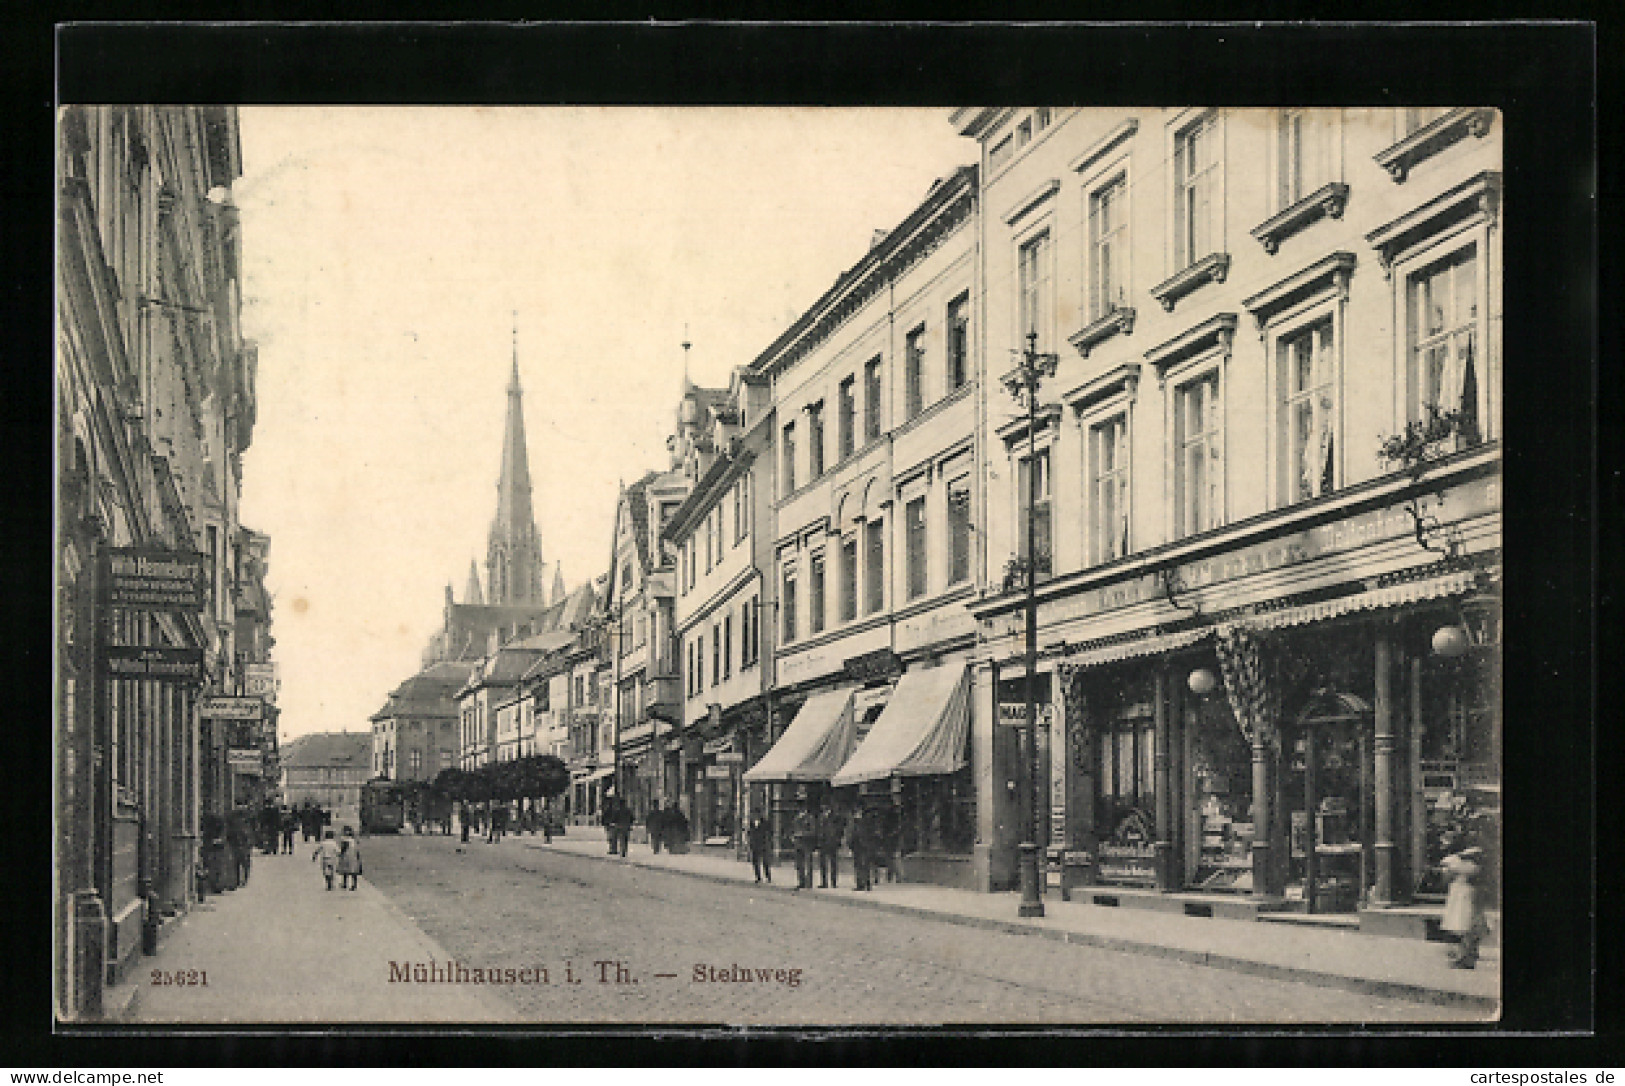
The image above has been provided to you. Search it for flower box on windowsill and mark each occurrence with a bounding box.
[1068,307,1137,358]
[1373,107,1496,183]
[1250,183,1351,255]
[1148,252,1230,313]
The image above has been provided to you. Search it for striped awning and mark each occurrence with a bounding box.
[1056,626,1213,671]
[742,688,856,783]
[1248,569,1480,631]
[830,665,970,787]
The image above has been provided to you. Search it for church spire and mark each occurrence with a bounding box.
[552,564,567,606]
[464,559,483,605]
[487,317,544,604]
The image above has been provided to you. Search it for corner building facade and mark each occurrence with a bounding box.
[955,107,1501,921]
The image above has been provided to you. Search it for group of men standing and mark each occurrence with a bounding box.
[256,801,331,855]
[785,803,899,892]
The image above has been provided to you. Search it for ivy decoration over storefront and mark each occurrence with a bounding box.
[1055,661,1092,772]
[1214,622,1280,755]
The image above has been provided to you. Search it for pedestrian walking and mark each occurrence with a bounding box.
[226,808,253,887]
[1441,845,1489,968]
[312,829,341,891]
[747,815,773,884]
[280,808,298,854]
[666,804,690,854]
[337,827,364,891]
[459,801,471,843]
[487,803,507,845]
[849,809,874,891]
[647,801,665,854]
[790,806,818,890]
[817,804,844,888]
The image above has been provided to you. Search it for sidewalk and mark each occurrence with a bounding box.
[523,831,1499,1014]
[110,844,519,1024]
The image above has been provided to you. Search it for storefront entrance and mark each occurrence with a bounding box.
[1280,691,1373,913]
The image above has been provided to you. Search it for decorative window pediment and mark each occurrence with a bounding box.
[1242,252,1356,334]
[1374,108,1496,183]
[1366,170,1500,278]
[1062,362,1142,413]
[1003,179,1060,226]
[1069,307,1137,358]
[1250,182,1350,255]
[1144,313,1238,384]
[1148,252,1230,313]
[1069,117,1139,176]
[995,403,1062,446]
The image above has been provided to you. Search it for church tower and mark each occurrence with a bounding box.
[486,337,546,605]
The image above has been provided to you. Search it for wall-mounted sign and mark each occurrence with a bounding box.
[843,647,903,684]
[243,663,277,699]
[704,765,733,780]
[997,702,1056,728]
[199,696,264,720]
[106,547,207,611]
[105,645,204,682]
[227,748,264,775]
[715,751,745,765]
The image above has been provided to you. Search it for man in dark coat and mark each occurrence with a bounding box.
[647,801,665,854]
[225,808,253,887]
[816,805,844,888]
[849,809,875,891]
[747,814,773,884]
[665,804,690,854]
[790,806,818,889]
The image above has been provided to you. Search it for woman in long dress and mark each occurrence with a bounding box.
[1440,845,1488,968]
[337,827,364,891]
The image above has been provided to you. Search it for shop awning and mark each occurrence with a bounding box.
[830,665,970,788]
[1248,568,1481,632]
[1057,626,1214,671]
[742,689,855,783]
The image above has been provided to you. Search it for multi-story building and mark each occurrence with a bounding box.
[744,165,984,886]
[369,660,474,783]
[56,105,266,1016]
[600,462,689,825]
[664,367,776,850]
[233,527,279,801]
[279,732,372,818]
[954,107,1501,921]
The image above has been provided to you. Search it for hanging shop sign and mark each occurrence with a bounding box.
[705,765,733,780]
[843,648,904,684]
[199,696,265,720]
[106,547,208,611]
[105,645,204,682]
[715,751,745,765]
[227,748,264,775]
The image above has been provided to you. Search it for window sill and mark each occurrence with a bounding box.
[1068,307,1137,358]
[1250,183,1350,255]
[1374,108,1495,183]
[1148,252,1230,313]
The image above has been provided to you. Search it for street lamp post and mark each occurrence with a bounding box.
[1004,331,1058,920]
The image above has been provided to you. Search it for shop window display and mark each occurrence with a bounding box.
[1416,650,1499,901]
[1184,691,1255,892]
[1094,694,1158,886]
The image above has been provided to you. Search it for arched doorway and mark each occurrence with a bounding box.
[1281,689,1373,913]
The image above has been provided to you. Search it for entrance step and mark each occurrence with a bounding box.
[1258,910,1362,931]
[1072,886,1278,922]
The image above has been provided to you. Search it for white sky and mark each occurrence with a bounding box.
[234,107,973,744]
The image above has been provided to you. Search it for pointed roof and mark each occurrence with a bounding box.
[464,559,484,605]
[551,565,567,605]
[492,357,536,541]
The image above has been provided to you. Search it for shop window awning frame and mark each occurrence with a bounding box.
[742,688,856,783]
[830,665,971,788]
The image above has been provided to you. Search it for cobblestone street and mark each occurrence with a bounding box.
[359,834,1481,1026]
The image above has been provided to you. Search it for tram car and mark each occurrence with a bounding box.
[359,777,407,835]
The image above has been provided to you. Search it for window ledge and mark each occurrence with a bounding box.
[1148,252,1230,313]
[1374,108,1496,183]
[1068,307,1137,358]
[1250,183,1350,255]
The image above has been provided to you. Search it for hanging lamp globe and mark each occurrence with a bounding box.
[1187,667,1218,696]
[1431,624,1470,658]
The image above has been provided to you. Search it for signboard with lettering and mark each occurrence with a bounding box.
[843,648,904,684]
[715,751,745,765]
[227,748,264,775]
[105,645,204,682]
[106,548,208,611]
[199,696,265,720]
[997,702,1055,728]
[243,663,277,699]
[705,765,733,780]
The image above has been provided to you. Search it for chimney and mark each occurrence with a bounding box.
[870,228,889,251]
